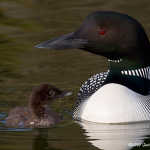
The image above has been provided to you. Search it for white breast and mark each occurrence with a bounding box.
[77,83,150,123]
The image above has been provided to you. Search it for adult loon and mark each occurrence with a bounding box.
[35,11,150,123]
[6,84,72,128]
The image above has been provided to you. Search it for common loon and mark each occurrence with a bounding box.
[35,11,150,123]
[6,84,72,128]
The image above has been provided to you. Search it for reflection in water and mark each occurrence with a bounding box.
[32,129,49,150]
[79,121,150,150]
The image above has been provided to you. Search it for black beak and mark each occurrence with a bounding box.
[35,32,87,50]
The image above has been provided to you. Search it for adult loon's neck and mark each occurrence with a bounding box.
[105,59,150,95]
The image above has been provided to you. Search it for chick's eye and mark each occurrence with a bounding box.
[99,29,106,35]
[48,90,55,97]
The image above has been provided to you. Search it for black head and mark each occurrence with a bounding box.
[35,11,150,67]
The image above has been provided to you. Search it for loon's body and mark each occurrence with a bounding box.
[73,69,150,123]
[36,11,150,123]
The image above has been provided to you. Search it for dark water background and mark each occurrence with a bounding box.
[0,0,150,150]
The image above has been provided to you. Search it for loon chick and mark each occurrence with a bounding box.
[36,11,150,123]
[6,84,72,128]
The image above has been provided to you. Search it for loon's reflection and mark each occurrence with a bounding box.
[78,121,150,150]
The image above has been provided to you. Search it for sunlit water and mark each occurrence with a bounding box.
[0,0,150,150]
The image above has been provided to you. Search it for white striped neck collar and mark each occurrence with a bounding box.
[106,59,150,95]
[121,67,150,80]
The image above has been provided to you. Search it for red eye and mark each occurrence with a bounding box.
[99,29,106,35]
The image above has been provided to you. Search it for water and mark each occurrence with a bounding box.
[1,119,150,150]
[0,0,150,150]
[79,121,150,150]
